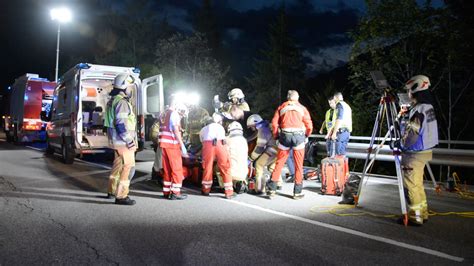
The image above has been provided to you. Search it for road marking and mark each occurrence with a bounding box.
[226,200,465,263]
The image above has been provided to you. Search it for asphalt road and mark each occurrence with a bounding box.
[1,136,473,265]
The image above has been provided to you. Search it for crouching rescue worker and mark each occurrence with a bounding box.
[247,114,278,194]
[400,75,438,226]
[226,121,248,193]
[267,90,313,199]
[159,101,189,200]
[104,73,138,205]
[200,114,235,199]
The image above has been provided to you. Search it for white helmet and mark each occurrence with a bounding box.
[227,121,243,133]
[174,102,188,117]
[114,74,135,90]
[228,88,245,100]
[247,114,263,128]
[405,75,430,93]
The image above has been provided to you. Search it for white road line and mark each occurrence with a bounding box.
[226,200,464,263]
[26,145,44,151]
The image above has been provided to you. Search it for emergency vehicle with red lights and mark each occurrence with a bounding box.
[3,73,55,143]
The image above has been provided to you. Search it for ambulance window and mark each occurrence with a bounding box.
[147,83,160,113]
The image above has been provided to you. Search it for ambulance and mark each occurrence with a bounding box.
[43,63,163,164]
[4,74,55,143]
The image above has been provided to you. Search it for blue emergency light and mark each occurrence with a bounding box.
[132,67,141,74]
[76,63,91,69]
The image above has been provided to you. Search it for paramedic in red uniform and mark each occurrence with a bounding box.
[200,114,236,199]
[158,101,189,200]
[267,90,313,199]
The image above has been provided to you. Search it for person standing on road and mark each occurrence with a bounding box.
[329,92,352,156]
[200,114,235,199]
[320,95,337,156]
[158,100,189,200]
[104,74,138,205]
[246,114,279,194]
[267,90,313,199]
[400,75,438,226]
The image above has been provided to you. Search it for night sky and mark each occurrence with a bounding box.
[0,0,442,95]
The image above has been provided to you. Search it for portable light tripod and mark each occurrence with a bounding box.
[354,71,409,226]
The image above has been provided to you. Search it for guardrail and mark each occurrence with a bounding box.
[309,134,474,168]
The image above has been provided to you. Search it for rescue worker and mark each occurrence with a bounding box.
[150,111,164,182]
[226,88,250,112]
[226,121,248,193]
[158,100,189,200]
[330,92,352,156]
[320,95,337,156]
[400,75,438,226]
[267,90,313,199]
[200,114,235,199]
[104,73,138,205]
[247,114,279,194]
[186,104,209,150]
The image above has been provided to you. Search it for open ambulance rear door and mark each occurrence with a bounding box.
[138,74,164,148]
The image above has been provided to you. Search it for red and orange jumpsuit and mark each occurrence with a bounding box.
[270,100,313,187]
[158,109,185,198]
[199,122,234,197]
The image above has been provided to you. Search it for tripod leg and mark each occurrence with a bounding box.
[356,100,384,206]
[394,152,408,226]
[425,163,440,194]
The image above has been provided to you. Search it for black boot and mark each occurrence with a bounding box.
[266,180,277,198]
[106,193,115,199]
[115,197,136,205]
[293,183,304,200]
[169,193,188,200]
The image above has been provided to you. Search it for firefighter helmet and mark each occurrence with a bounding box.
[405,75,430,93]
[246,114,263,128]
[227,121,243,133]
[228,88,245,100]
[113,74,135,90]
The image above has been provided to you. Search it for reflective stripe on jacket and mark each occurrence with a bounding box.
[271,100,313,138]
[104,92,137,148]
[158,109,180,148]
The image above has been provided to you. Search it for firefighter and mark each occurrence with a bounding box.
[104,73,138,205]
[247,114,279,194]
[200,114,235,199]
[226,121,248,193]
[186,104,209,150]
[329,92,352,156]
[158,100,189,200]
[319,95,337,156]
[267,90,313,199]
[150,111,164,182]
[227,88,250,112]
[400,75,438,225]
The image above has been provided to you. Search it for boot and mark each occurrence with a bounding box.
[106,193,115,199]
[169,193,188,200]
[266,180,277,198]
[293,183,305,200]
[115,197,136,205]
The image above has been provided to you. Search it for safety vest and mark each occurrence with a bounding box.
[324,109,336,131]
[158,109,180,148]
[335,100,352,132]
[104,94,136,131]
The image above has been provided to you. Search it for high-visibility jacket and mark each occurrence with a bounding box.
[401,103,438,151]
[271,100,313,137]
[104,92,137,148]
[335,100,352,132]
[158,109,180,149]
[227,130,248,181]
[324,108,336,132]
[250,121,277,161]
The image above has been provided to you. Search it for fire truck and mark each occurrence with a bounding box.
[3,74,55,143]
[42,63,163,164]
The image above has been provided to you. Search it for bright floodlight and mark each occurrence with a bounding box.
[50,7,72,23]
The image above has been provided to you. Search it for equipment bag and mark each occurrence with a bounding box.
[320,141,347,195]
[339,174,361,204]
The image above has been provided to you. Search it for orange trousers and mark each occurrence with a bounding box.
[201,141,233,196]
[161,147,184,197]
[271,148,305,185]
